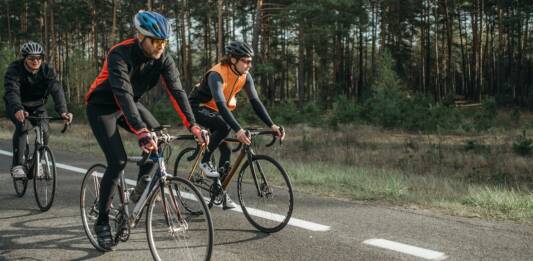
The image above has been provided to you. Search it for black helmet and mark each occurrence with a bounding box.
[20,41,44,57]
[225,41,254,58]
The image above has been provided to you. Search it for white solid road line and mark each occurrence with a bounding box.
[0,148,330,232]
[363,239,449,260]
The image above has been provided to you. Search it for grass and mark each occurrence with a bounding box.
[1,119,532,223]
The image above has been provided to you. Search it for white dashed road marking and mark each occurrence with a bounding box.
[363,238,448,260]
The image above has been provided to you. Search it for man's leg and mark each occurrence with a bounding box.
[8,111,32,177]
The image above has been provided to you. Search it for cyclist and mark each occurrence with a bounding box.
[3,41,73,179]
[85,10,207,251]
[189,40,285,209]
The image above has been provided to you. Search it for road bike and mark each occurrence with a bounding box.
[80,127,214,260]
[12,115,69,211]
[173,128,293,233]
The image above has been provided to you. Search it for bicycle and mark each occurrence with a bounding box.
[80,127,214,261]
[12,115,69,212]
[173,128,294,233]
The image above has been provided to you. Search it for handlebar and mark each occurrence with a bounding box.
[26,116,71,133]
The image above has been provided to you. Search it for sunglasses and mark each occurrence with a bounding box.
[148,37,168,46]
[27,56,43,61]
[239,58,253,65]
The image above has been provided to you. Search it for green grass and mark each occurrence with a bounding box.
[282,160,533,222]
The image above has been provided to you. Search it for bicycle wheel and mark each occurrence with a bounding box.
[33,146,56,211]
[146,176,213,261]
[13,177,28,197]
[80,164,122,252]
[237,155,294,233]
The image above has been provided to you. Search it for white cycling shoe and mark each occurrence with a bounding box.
[199,161,220,178]
[11,165,27,179]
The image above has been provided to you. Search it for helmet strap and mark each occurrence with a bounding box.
[229,57,242,76]
[137,34,152,58]
[23,59,39,74]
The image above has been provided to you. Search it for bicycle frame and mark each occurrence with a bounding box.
[24,119,52,178]
[184,131,276,192]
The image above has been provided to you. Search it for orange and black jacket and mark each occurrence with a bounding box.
[85,38,195,134]
[3,59,67,116]
[189,63,273,132]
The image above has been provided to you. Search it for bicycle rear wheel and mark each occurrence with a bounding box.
[80,164,122,252]
[237,155,294,233]
[146,176,213,261]
[33,147,56,211]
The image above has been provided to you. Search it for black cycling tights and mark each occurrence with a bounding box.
[193,106,232,168]
[86,103,159,225]
[9,106,49,167]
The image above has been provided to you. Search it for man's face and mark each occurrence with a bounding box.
[24,55,43,71]
[140,35,167,59]
[232,56,252,75]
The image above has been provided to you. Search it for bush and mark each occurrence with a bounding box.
[473,98,497,131]
[512,130,533,156]
[330,95,362,126]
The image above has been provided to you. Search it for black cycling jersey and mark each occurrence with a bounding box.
[3,59,68,116]
[86,38,196,132]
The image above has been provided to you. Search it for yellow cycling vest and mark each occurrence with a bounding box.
[201,63,247,111]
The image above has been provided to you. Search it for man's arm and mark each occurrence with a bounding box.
[243,73,274,127]
[45,65,68,114]
[160,55,196,129]
[107,51,147,134]
[3,64,24,115]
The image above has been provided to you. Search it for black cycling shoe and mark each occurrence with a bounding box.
[94,223,115,251]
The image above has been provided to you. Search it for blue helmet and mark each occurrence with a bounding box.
[133,10,170,40]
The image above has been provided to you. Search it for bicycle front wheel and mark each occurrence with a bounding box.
[147,176,213,261]
[33,147,56,211]
[237,155,294,233]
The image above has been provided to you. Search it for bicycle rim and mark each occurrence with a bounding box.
[237,155,294,233]
[146,176,213,261]
[33,147,56,211]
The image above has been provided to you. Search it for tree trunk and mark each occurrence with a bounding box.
[252,0,263,53]
[216,0,223,61]
[111,0,118,43]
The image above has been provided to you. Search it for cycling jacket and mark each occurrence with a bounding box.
[3,59,68,116]
[85,38,196,134]
[189,63,274,132]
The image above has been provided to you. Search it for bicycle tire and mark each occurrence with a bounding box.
[237,155,294,233]
[33,147,56,211]
[146,176,213,261]
[80,164,122,252]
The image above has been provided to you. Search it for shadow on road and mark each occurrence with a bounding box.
[213,227,270,246]
[0,215,107,260]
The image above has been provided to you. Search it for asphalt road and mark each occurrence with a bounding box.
[1,139,532,261]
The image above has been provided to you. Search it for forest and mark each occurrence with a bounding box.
[0,0,532,130]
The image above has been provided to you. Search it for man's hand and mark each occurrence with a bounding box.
[191,125,209,145]
[15,110,28,123]
[137,130,157,153]
[236,129,251,145]
[61,112,73,124]
[271,124,285,141]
